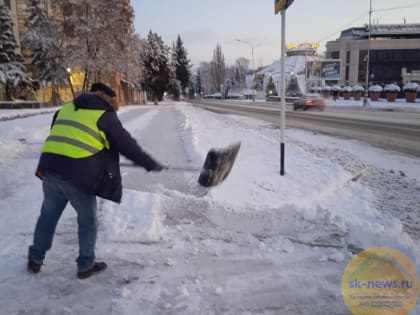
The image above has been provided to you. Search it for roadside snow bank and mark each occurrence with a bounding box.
[177,104,350,211]
[178,103,418,263]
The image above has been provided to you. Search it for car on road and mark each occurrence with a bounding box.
[293,94,327,111]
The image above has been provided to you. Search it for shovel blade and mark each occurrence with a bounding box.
[198,142,241,187]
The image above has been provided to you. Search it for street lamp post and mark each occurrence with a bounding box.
[364,0,372,106]
[236,39,260,73]
[236,39,260,102]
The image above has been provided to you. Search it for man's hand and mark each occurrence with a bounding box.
[149,162,168,172]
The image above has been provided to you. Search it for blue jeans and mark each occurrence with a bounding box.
[28,172,98,272]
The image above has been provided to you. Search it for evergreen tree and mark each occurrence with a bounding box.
[172,35,191,94]
[0,5,30,100]
[23,0,68,104]
[140,30,170,104]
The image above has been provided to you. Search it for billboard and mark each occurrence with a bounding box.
[286,42,319,52]
[306,60,340,81]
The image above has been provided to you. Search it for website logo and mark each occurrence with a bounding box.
[342,247,419,315]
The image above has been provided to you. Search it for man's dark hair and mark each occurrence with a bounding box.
[90,82,116,97]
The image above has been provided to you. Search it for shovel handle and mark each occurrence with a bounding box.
[120,162,200,172]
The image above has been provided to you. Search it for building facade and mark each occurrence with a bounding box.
[326,24,420,87]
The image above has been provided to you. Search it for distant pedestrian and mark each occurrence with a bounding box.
[28,82,165,279]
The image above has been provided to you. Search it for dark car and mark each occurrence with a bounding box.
[293,94,327,111]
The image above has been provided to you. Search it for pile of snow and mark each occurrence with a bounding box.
[331,85,342,92]
[403,82,419,92]
[352,84,364,92]
[100,190,165,243]
[384,83,401,92]
[310,86,323,92]
[368,84,383,92]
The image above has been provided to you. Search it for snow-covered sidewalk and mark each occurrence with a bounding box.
[0,103,419,314]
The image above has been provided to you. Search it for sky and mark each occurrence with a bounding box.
[0,101,419,313]
[132,0,420,68]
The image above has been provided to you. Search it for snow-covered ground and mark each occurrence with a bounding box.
[0,102,419,314]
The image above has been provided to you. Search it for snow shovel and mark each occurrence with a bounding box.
[197,141,241,187]
[121,142,241,187]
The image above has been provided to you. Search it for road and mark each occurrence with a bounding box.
[190,100,420,157]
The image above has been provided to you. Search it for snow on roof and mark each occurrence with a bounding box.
[403,82,419,92]
[257,55,318,76]
[340,23,420,39]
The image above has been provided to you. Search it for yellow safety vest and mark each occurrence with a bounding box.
[42,103,110,158]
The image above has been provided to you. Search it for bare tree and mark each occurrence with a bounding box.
[210,44,225,93]
[198,61,213,94]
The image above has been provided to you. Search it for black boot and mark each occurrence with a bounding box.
[27,260,42,274]
[77,262,107,279]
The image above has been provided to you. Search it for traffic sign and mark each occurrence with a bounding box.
[275,0,294,14]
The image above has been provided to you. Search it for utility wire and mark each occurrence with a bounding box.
[316,11,368,44]
[375,2,420,12]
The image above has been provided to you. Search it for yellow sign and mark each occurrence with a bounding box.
[342,247,419,315]
[286,43,298,50]
[275,0,294,14]
[285,42,319,51]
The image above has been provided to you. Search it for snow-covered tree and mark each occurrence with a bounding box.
[198,61,214,94]
[167,54,181,101]
[140,31,170,104]
[224,77,235,98]
[71,0,134,89]
[195,69,202,96]
[0,5,31,100]
[210,44,226,93]
[23,0,70,105]
[124,34,146,89]
[234,57,249,89]
[171,35,191,94]
[166,74,181,101]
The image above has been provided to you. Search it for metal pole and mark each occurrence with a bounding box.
[251,46,254,74]
[280,9,286,176]
[364,0,372,104]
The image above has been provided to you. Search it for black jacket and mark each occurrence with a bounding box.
[36,93,159,203]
